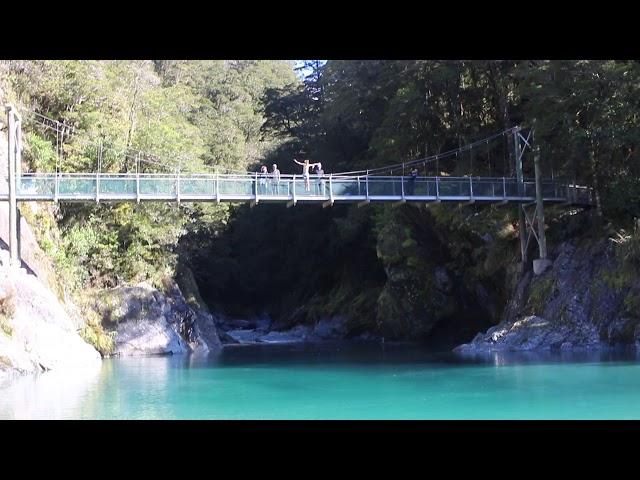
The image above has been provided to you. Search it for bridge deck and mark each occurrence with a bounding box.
[0,173,594,206]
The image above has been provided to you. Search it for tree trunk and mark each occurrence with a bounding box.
[589,143,604,218]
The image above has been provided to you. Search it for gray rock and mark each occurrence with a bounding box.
[258,325,316,343]
[226,329,262,344]
[313,317,348,340]
[98,282,222,356]
[455,315,601,353]
[253,314,272,333]
[193,312,223,352]
[0,264,101,377]
[113,315,189,356]
[455,238,640,353]
[219,315,273,333]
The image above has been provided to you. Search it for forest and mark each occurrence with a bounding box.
[2,59,639,344]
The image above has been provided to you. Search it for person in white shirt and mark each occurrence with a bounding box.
[271,164,281,195]
[315,163,325,195]
[293,156,321,192]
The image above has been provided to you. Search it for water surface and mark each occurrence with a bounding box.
[2,342,640,419]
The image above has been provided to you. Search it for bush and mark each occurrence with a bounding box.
[24,133,57,171]
[0,283,16,336]
[78,308,115,356]
[603,178,640,226]
[610,219,640,269]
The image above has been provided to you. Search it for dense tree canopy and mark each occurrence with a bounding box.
[2,60,639,331]
[1,60,297,288]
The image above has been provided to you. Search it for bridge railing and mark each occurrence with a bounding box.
[13,172,592,205]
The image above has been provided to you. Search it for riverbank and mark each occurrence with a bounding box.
[0,261,101,384]
[456,235,640,353]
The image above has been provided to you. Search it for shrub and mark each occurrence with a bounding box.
[0,283,16,336]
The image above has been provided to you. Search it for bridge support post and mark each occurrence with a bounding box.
[176,169,181,205]
[532,131,551,275]
[5,105,21,268]
[514,127,528,264]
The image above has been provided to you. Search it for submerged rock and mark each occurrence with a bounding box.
[226,329,262,344]
[218,315,272,334]
[258,325,317,343]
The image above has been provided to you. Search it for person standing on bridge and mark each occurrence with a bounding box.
[259,165,268,195]
[315,163,325,196]
[407,167,418,196]
[271,164,281,195]
[293,155,321,192]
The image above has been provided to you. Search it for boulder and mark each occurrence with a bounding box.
[313,317,348,340]
[113,315,189,356]
[226,329,262,344]
[454,315,600,353]
[96,282,222,356]
[258,325,316,343]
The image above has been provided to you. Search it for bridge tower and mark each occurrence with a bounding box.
[514,123,552,275]
[5,104,21,267]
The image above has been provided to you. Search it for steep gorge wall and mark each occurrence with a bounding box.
[457,233,640,352]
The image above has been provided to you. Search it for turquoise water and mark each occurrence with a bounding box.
[2,342,640,419]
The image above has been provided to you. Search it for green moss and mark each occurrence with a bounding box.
[79,321,115,356]
[526,275,557,316]
[623,291,640,317]
[175,265,209,312]
[0,286,16,337]
[406,256,422,268]
[601,266,634,291]
[401,238,417,249]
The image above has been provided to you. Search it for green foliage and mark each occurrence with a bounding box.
[0,281,16,337]
[611,222,640,267]
[526,275,557,316]
[2,60,295,292]
[79,315,116,356]
[5,59,640,336]
[25,133,57,171]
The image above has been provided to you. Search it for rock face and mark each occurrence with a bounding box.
[0,112,99,382]
[375,207,493,341]
[218,316,357,345]
[456,239,640,353]
[95,281,222,356]
[0,264,101,383]
[312,316,349,340]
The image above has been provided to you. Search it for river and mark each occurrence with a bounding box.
[2,342,640,419]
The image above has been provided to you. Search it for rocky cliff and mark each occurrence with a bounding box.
[0,258,101,384]
[456,235,640,353]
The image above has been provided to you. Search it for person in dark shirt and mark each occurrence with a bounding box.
[407,167,418,196]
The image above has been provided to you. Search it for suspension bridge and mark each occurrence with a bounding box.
[2,105,594,273]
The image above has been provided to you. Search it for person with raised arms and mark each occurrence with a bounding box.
[293,153,321,192]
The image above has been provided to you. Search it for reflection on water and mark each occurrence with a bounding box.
[1,343,640,420]
[0,363,102,420]
[456,346,640,367]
